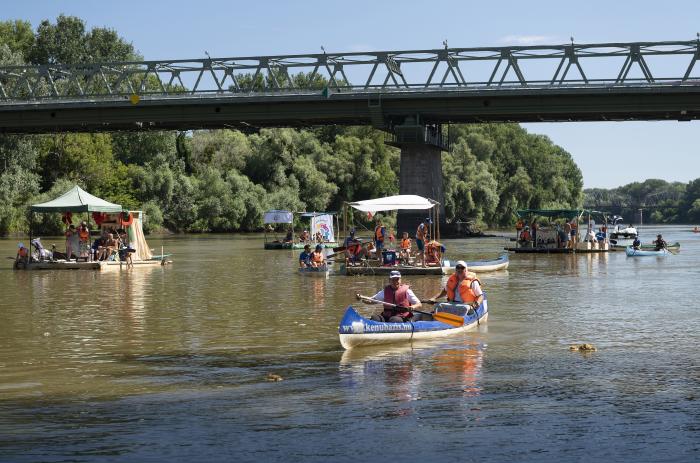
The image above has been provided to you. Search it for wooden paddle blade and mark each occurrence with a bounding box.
[432,312,463,327]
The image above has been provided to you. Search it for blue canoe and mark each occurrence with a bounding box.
[298,264,330,277]
[625,246,670,257]
[338,297,488,349]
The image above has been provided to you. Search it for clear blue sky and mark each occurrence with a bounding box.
[4,0,700,189]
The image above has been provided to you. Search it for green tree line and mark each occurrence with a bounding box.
[585,178,700,224]
[1,15,588,236]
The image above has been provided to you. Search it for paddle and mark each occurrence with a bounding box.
[356,294,463,327]
[332,245,347,252]
[423,299,480,326]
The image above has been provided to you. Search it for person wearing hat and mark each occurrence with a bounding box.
[415,217,431,267]
[310,244,326,268]
[343,228,366,265]
[357,270,422,322]
[14,242,29,269]
[653,234,667,251]
[428,261,483,311]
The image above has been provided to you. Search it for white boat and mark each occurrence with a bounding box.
[608,215,638,247]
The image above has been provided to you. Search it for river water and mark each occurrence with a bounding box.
[1,226,699,462]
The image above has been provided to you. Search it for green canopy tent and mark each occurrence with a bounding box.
[28,186,123,261]
[30,185,123,213]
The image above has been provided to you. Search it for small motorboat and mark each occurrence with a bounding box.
[338,298,488,349]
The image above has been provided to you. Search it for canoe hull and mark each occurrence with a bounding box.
[625,247,669,256]
[298,265,330,277]
[443,254,509,273]
[338,299,488,349]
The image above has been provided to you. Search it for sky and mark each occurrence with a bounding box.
[3,0,700,189]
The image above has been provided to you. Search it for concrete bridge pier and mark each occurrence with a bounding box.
[387,120,448,236]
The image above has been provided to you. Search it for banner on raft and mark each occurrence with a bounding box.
[311,214,335,243]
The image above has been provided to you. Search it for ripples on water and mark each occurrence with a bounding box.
[1,228,700,461]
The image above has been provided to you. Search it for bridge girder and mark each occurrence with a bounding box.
[1,86,699,133]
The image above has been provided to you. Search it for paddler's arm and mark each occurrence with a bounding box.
[470,281,484,309]
[406,289,422,310]
[427,288,447,304]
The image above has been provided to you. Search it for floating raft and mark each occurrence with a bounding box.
[340,264,444,276]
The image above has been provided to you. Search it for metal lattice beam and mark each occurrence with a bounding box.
[2,39,700,102]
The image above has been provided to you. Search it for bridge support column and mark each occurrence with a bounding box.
[396,143,445,235]
[386,121,447,236]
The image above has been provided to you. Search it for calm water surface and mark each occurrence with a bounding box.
[1,227,699,462]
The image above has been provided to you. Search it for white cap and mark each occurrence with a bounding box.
[389,270,402,279]
[455,260,468,269]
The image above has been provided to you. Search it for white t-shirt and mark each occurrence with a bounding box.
[371,288,420,305]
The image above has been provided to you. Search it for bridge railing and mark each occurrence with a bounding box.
[1,40,700,102]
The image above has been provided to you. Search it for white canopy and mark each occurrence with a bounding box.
[263,210,293,224]
[347,195,437,213]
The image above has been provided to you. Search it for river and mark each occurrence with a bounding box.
[1,226,699,462]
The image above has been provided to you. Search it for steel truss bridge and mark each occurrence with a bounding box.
[2,39,700,133]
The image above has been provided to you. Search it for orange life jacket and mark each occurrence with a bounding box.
[18,247,28,257]
[446,272,480,303]
[374,225,384,242]
[311,251,324,263]
[401,238,411,249]
[79,227,89,241]
[516,219,524,230]
[426,242,440,264]
[520,230,531,241]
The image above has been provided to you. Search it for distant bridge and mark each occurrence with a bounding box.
[1,39,700,133]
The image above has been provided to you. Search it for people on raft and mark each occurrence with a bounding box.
[415,217,431,267]
[374,219,387,253]
[632,236,641,250]
[299,230,310,243]
[310,244,326,268]
[315,231,323,244]
[518,226,531,246]
[427,260,484,313]
[424,240,443,266]
[653,234,667,251]
[357,270,423,322]
[399,232,412,264]
[344,229,368,265]
[14,242,29,269]
[299,244,312,268]
[284,228,294,243]
[65,224,76,261]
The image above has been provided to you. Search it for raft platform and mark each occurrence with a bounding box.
[19,259,169,271]
[340,263,444,276]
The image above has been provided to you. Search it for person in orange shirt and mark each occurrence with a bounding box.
[14,243,29,269]
[399,232,412,264]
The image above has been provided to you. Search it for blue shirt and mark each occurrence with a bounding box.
[299,251,311,264]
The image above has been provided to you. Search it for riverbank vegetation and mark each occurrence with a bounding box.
[3,14,656,236]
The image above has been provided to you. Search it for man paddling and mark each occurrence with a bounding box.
[653,234,667,251]
[356,270,422,322]
[428,260,483,311]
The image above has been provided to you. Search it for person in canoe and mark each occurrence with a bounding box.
[632,236,641,250]
[299,244,312,268]
[356,270,423,322]
[427,260,483,311]
[653,234,667,251]
[310,244,326,268]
